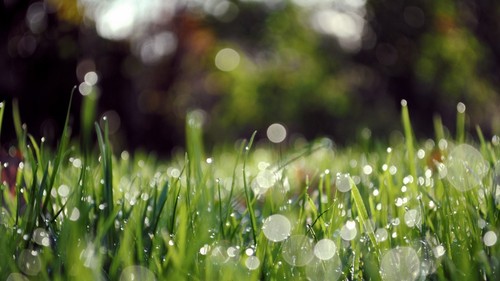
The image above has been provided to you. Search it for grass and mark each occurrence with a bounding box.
[0,98,499,281]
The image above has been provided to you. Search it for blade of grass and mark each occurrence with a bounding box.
[12,99,25,151]
[350,177,379,256]
[0,101,5,142]
[401,99,417,191]
[433,115,445,141]
[42,87,75,215]
[95,118,115,249]
[456,102,466,143]
[242,131,258,245]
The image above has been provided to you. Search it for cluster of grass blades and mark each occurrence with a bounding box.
[0,95,499,280]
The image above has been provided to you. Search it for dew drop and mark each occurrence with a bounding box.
[417,149,425,159]
[72,158,82,168]
[380,247,420,281]
[446,144,488,192]
[58,184,70,198]
[362,165,373,175]
[336,173,351,192]
[478,219,486,229]
[255,169,276,190]
[484,231,497,247]
[6,273,30,281]
[17,249,41,276]
[200,244,210,255]
[313,239,337,260]
[340,220,357,241]
[404,209,421,228]
[211,245,229,264]
[375,228,388,242]
[282,235,314,266]
[227,246,239,258]
[245,248,254,256]
[267,123,287,143]
[262,214,291,242]
[433,245,445,258]
[33,228,50,247]
[306,255,342,281]
[395,197,404,207]
[69,208,80,221]
[245,256,260,270]
[215,48,240,72]
[119,265,156,281]
[456,102,466,113]
[389,166,397,175]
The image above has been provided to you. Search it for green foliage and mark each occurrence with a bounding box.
[0,99,499,280]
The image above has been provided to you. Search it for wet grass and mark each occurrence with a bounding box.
[0,99,499,280]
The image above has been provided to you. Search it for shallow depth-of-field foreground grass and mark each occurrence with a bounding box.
[1,100,500,280]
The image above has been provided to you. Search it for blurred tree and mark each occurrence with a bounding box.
[1,0,500,153]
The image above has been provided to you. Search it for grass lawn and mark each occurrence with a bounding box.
[0,99,499,280]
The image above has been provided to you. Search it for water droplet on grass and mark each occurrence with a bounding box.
[484,231,497,247]
[262,214,291,242]
[363,165,373,175]
[336,173,351,192]
[245,248,254,256]
[211,245,229,264]
[58,184,70,197]
[282,235,314,266]
[417,149,425,159]
[306,255,342,281]
[267,123,287,143]
[256,169,276,190]
[446,144,489,192]
[314,239,337,260]
[227,246,239,258]
[69,208,80,221]
[72,158,82,168]
[457,102,466,113]
[6,273,30,281]
[478,219,486,229]
[375,228,388,242]
[380,247,420,281]
[432,245,445,258]
[200,244,210,255]
[18,249,41,276]
[395,198,404,207]
[340,220,357,241]
[245,256,260,270]
[33,228,50,247]
[119,265,156,281]
[404,209,421,228]
[215,48,240,72]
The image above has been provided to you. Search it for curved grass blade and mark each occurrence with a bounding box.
[42,87,75,215]
[350,177,379,256]
[243,131,258,244]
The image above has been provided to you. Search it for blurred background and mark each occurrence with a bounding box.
[1,0,500,154]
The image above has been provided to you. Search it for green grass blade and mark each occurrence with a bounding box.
[12,99,25,150]
[42,87,75,215]
[350,177,379,256]
[401,100,417,190]
[151,180,169,235]
[243,131,258,245]
[433,114,445,141]
[456,102,466,143]
[0,101,5,142]
[95,118,115,249]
